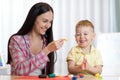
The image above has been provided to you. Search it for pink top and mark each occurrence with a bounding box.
[9,35,49,76]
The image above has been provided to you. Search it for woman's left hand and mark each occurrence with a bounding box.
[43,39,65,55]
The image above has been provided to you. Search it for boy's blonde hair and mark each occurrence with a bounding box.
[76,20,94,32]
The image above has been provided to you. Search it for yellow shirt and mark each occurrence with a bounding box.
[66,45,103,75]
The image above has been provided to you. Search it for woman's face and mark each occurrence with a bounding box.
[33,11,53,35]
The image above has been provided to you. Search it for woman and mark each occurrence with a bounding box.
[7,2,64,76]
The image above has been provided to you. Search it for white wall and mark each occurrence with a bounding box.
[96,33,120,75]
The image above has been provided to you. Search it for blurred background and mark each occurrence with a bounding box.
[0,0,120,76]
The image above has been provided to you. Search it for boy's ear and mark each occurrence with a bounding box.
[75,34,76,37]
[92,33,96,40]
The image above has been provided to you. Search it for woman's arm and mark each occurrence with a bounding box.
[9,36,49,75]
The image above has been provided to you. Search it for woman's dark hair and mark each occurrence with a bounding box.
[7,2,54,74]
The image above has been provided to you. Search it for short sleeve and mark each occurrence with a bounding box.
[95,50,103,66]
[66,48,76,62]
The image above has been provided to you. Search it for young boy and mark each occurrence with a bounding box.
[66,20,103,75]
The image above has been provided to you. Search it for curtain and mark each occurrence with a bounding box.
[0,0,119,75]
[114,0,120,32]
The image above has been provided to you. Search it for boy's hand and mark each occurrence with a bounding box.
[80,58,87,70]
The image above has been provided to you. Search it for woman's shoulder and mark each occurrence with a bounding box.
[11,35,24,40]
[10,35,25,43]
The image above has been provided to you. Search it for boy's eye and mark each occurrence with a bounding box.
[84,33,88,35]
[76,34,80,36]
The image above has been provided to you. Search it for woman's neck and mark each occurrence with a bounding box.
[28,31,42,41]
[28,32,43,55]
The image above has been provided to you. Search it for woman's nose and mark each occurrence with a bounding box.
[45,23,51,29]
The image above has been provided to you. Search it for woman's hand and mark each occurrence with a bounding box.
[43,39,65,55]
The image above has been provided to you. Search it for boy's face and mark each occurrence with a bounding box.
[75,26,95,48]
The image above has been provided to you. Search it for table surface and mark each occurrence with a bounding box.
[0,74,120,80]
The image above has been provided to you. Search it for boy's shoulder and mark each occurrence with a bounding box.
[69,46,81,52]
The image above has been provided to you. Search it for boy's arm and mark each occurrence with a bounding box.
[86,65,103,75]
[67,60,83,75]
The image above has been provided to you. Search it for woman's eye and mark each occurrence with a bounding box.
[43,20,48,22]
